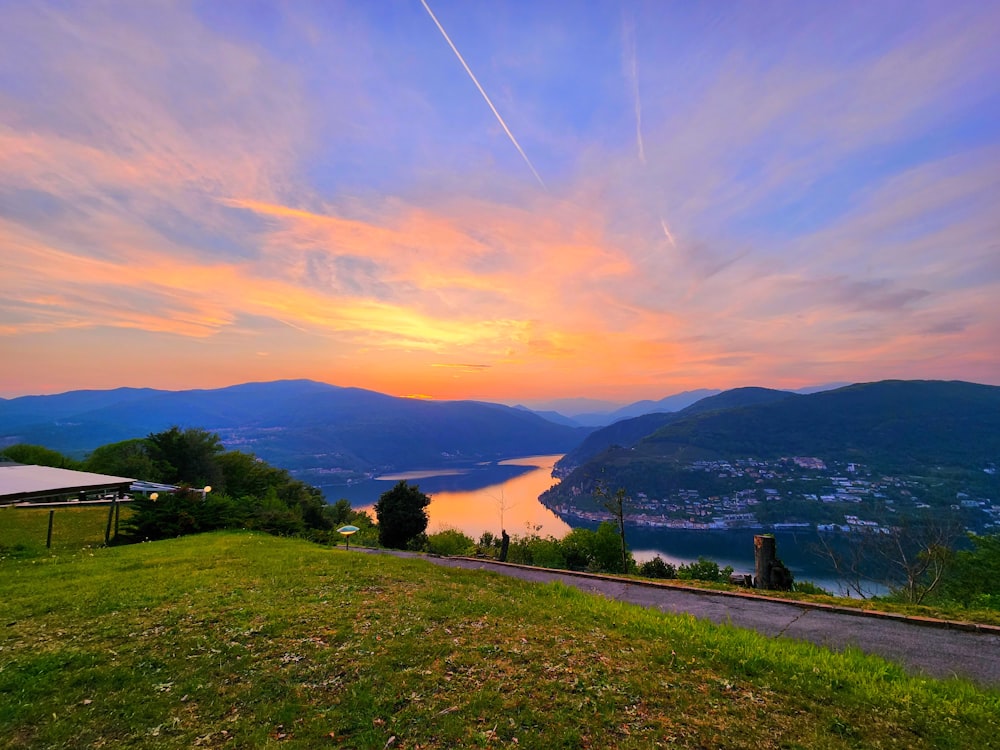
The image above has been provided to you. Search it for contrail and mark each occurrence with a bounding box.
[419,0,546,189]
[623,15,646,164]
[660,217,677,248]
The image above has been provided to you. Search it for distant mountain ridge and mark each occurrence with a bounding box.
[555,386,795,475]
[542,379,1000,508]
[0,379,591,484]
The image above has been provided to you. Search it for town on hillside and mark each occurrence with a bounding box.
[542,457,999,534]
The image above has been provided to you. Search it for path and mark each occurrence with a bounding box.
[356,548,1000,687]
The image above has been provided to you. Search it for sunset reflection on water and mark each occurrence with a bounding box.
[363,455,571,540]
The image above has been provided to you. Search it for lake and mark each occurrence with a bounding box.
[320,454,878,595]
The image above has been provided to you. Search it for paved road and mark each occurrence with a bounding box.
[357,549,1000,687]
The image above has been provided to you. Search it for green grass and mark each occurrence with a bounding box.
[0,505,131,558]
[2,532,998,749]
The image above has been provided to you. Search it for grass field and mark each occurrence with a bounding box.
[2,531,998,749]
[0,505,131,557]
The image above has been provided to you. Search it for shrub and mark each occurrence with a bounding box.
[639,556,677,579]
[427,529,475,557]
[677,557,734,583]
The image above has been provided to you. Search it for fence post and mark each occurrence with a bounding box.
[46,509,55,549]
[104,501,115,546]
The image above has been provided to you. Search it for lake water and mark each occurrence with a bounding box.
[321,454,878,595]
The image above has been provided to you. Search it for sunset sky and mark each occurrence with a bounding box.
[2,1,999,406]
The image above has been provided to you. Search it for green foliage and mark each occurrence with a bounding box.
[938,533,1000,608]
[794,580,833,596]
[677,556,735,583]
[374,481,430,549]
[83,438,165,481]
[125,488,244,541]
[1,444,79,469]
[147,426,225,488]
[119,429,331,542]
[513,523,635,574]
[426,529,475,557]
[639,555,677,579]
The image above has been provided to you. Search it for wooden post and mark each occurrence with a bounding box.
[46,510,55,549]
[104,502,115,546]
[114,496,121,539]
[754,534,776,589]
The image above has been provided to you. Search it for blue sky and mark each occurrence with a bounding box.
[1,0,998,402]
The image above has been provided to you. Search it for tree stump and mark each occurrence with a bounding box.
[754,534,776,589]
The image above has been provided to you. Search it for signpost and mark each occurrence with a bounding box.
[337,525,360,550]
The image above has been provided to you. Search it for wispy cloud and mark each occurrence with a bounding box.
[1,1,998,398]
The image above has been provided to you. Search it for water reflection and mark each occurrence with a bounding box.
[323,455,570,539]
[320,454,878,594]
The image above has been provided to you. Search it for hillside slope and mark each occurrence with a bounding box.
[544,380,1000,509]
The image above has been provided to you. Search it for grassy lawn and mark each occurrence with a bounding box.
[0,505,131,558]
[2,531,998,749]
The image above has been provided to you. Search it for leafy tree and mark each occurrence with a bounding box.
[147,427,224,489]
[1,444,79,469]
[595,483,630,574]
[938,533,1000,608]
[84,438,165,480]
[374,481,430,549]
[558,522,634,574]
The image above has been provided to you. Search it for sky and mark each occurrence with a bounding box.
[2,1,999,406]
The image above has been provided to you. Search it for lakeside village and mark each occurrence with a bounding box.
[543,457,999,534]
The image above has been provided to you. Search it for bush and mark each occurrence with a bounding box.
[639,556,677,579]
[677,557,734,583]
[427,529,475,557]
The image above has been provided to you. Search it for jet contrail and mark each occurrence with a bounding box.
[419,0,546,189]
[623,16,646,164]
[661,217,677,248]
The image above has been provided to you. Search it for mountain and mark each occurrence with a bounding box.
[543,380,1000,509]
[555,387,795,475]
[0,380,591,483]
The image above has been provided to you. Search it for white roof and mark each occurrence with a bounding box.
[0,464,135,502]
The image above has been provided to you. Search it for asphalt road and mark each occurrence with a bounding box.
[358,549,1000,687]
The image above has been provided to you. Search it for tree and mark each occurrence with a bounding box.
[1,444,79,469]
[595,483,630,574]
[84,438,165,481]
[939,533,1000,608]
[374,481,431,549]
[146,426,224,489]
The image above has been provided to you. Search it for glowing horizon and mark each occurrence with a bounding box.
[2,2,999,403]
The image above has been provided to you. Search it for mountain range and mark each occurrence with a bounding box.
[0,380,590,482]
